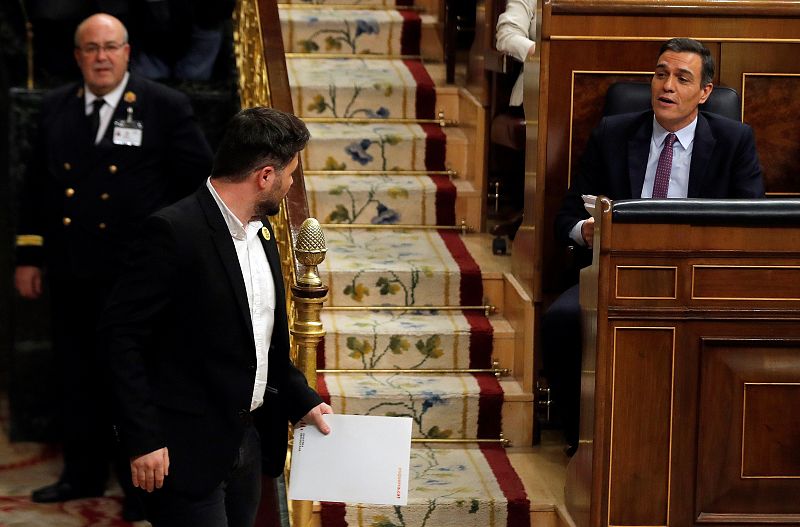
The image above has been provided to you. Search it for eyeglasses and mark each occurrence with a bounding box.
[77,42,126,55]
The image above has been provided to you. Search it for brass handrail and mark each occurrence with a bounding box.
[234,2,327,525]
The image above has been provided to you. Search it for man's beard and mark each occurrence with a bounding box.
[253,195,281,219]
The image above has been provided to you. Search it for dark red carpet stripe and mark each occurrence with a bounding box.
[399,11,421,56]
[316,373,332,406]
[422,123,446,170]
[465,311,494,369]
[320,501,347,527]
[437,230,483,305]
[480,445,531,527]
[404,59,435,119]
[475,373,503,439]
[316,339,326,369]
[431,174,456,226]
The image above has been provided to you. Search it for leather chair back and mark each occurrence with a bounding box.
[602,81,741,121]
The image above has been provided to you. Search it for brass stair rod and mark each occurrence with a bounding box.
[412,437,511,446]
[279,3,425,11]
[286,53,422,60]
[319,367,511,376]
[304,169,457,177]
[301,116,458,126]
[320,222,471,233]
[323,304,497,316]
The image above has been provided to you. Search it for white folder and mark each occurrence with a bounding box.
[287,414,412,505]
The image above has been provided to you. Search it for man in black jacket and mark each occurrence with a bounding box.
[101,107,332,526]
[13,13,212,514]
[544,37,764,454]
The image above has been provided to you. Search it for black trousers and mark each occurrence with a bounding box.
[541,283,581,447]
[143,425,263,527]
[49,276,135,498]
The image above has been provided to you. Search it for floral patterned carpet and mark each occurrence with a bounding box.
[0,399,146,526]
[280,1,530,526]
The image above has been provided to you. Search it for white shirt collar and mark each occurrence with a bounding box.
[205,177,263,241]
[85,71,130,111]
[652,113,698,150]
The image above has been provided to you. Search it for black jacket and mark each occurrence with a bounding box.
[101,186,322,496]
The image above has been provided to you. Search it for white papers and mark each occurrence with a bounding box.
[288,414,412,505]
[582,194,597,213]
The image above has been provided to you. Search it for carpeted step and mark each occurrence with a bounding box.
[287,58,435,119]
[302,122,446,172]
[321,444,531,527]
[307,174,456,225]
[318,310,494,370]
[318,372,502,440]
[280,8,421,56]
[322,228,483,307]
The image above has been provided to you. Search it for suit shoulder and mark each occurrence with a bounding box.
[700,111,750,132]
[152,191,204,225]
[699,111,753,146]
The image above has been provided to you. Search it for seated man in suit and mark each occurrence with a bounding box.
[544,37,764,455]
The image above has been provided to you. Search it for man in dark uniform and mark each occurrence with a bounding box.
[13,13,213,518]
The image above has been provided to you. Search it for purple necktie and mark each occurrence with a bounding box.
[652,133,677,198]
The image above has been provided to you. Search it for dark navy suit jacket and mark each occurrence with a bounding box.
[555,110,765,244]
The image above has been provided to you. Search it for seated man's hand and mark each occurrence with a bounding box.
[15,266,42,300]
[300,402,334,435]
[582,217,595,247]
[131,447,170,492]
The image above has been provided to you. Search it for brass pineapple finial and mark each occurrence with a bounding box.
[295,218,327,287]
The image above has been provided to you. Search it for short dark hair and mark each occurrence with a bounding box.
[211,107,310,181]
[658,38,714,87]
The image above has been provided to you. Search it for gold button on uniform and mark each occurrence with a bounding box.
[62,217,72,226]
[108,165,118,174]
[100,193,110,201]
[63,162,72,171]
[65,188,75,197]
[99,223,107,230]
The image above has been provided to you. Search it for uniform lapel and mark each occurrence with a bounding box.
[688,113,714,198]
[627,114,653,198]
[197,186,255,340]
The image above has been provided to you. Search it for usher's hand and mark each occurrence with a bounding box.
[15,266,42,299]
[130,447,170,492]
[300,403,334,434]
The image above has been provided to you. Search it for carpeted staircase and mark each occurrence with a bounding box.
[279,1,532,526]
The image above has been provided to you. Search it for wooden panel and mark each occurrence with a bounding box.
[697,339,800,520]
[615,266,676,300]
[569,73,651,189]
[692,265,800,301]
[609,327,674,526]
[548,15,800,39]
[743,74,800,195]
[742,384,800,477]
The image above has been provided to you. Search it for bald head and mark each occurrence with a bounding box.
[74,14,131,96]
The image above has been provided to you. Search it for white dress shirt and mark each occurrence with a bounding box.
[570,115,699,246]
[206,178,275,411]
[495,0,537,106]
[84,71,130,145]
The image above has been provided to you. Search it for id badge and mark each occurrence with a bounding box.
[113,119,143,146]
